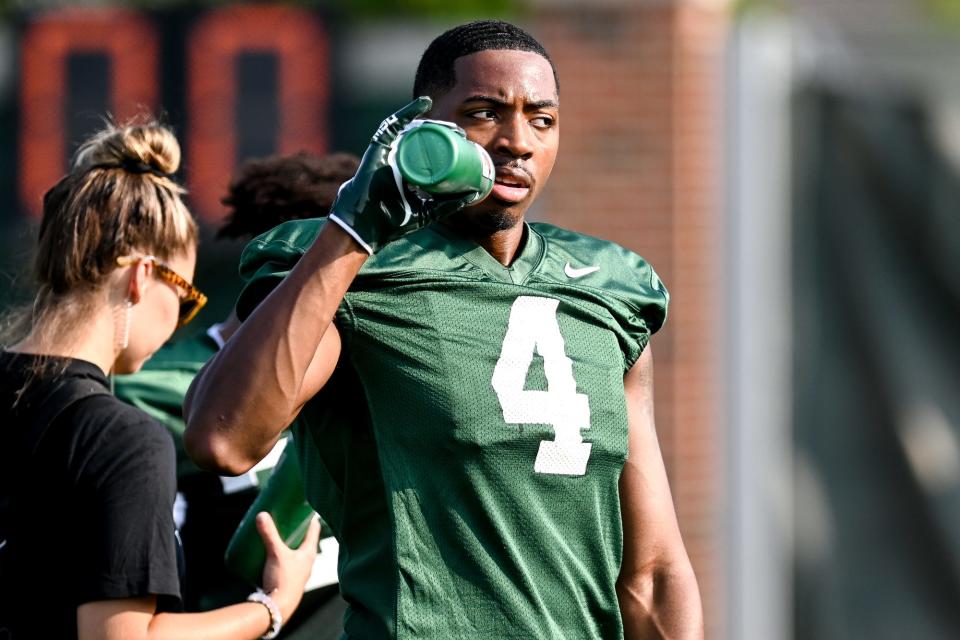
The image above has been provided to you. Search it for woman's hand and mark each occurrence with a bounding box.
[256,511,323,622]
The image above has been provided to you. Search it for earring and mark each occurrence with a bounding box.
[120,299,132,350]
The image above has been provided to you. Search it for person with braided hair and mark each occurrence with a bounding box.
[0,120,320,640]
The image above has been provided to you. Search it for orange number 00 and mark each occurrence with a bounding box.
[19,8,158,219]
[19,6,329,223]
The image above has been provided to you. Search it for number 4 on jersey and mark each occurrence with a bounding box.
[491,296,593,476]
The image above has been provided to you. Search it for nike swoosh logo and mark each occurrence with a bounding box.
[564,262,600,279]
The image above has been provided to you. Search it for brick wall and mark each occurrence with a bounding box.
[533,4,727,637]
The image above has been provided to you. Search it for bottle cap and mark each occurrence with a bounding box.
[396,123,459,187]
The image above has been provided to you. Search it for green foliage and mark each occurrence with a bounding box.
[732,0,790,19]
[925,0,960,29]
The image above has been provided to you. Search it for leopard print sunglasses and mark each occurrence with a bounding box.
[116,255,208,327]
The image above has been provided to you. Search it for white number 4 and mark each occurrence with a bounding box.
[491,296,593,476]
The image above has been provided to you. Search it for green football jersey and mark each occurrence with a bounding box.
[238,219,669,640]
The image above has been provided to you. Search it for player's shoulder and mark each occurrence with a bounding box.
[531,222,670,366]
[239,217,436,275]
[355,225,468,277]
[240,218,326,276]
[531,222,666,292]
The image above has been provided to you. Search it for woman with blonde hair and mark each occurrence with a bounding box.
[0,118,319,640]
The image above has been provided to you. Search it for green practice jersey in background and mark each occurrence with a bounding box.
[238,218,669,640]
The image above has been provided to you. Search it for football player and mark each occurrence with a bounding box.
[186,19,703,640]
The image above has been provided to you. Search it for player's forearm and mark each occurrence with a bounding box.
[184,224,367,474]
[617,563,704,640]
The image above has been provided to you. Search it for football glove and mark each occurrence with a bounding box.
[328,97,480,254]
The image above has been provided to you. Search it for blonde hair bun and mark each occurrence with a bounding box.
[75,118,181,178]
[34,114,197,298]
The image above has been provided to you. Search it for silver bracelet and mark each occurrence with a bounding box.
[247,588,282,639]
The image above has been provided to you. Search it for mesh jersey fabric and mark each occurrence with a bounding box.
[237,219,669,639]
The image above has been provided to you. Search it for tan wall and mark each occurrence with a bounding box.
[533,6,728,637]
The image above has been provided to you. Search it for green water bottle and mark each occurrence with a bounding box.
[395,120,494,200]
[224,447,316,587]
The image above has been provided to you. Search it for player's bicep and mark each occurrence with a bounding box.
[619,346,688,578]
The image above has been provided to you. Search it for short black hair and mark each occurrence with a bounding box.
[413,19,558,100]
[217,151,360,240]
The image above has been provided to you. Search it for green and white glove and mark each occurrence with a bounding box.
[328,96,478,254]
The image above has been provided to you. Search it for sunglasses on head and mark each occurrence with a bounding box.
[116,255,208,327]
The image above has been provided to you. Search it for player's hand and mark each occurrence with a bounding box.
[256,511,322,622]
[327,96,479,253]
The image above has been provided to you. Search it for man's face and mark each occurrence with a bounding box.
[430,49,559,231]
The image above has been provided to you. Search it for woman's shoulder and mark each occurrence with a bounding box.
[60,393,177,497]
[1,352,174,457]
[67,392,174,455]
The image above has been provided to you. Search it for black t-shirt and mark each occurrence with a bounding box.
[0,352,182,638]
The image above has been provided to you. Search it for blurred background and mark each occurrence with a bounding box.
[1,0,959,638]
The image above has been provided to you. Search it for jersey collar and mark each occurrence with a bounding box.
[430,221,545,285]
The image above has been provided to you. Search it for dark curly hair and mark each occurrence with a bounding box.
[217,151,360,240]
[413,19,558,101]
